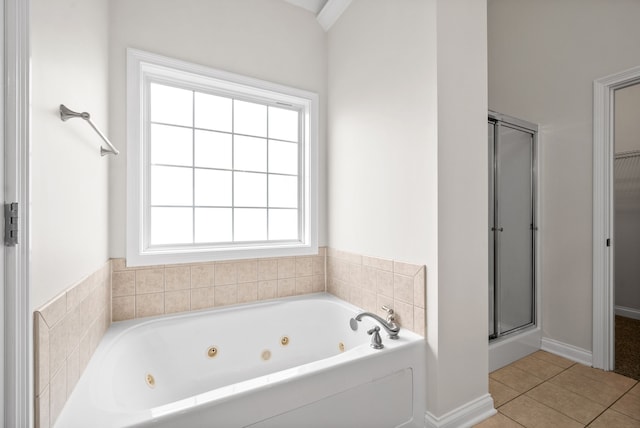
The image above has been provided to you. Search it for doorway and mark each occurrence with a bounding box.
[612,83,640,380]
[488,111,538,341]
[592,65,640,371]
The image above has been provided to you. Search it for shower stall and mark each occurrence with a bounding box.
[488,111,539,369]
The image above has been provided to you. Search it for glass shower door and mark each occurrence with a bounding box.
[489,117,536,339]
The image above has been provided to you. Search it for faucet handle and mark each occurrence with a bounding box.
[367,326,384,349]
[381,305,395,322]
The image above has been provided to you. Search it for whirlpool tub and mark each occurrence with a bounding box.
[55,293,426,428]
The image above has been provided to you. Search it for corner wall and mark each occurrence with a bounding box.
[31,0,110,310]
[328,0,490,423]
[488,0,640,352]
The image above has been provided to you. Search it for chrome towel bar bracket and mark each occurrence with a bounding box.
[59,104,119,156]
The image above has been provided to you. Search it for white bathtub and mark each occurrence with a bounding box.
[55,293,426,428]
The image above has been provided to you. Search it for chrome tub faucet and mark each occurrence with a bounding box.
[350,305,400,340]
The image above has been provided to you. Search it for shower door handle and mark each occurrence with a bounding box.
[491,227,504,232]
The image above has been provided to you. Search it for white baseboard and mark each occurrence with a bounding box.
[541,337,592,366]
[615,305,640,321]
[425,394,496,428]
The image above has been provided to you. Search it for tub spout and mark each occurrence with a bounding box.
[351,310,400,340]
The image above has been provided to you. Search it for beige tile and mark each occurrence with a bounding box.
[49,317,69,381]
[473,412,523,427]
[112,270,135,297]
[295,257,313,277]
[295,276,313,295]
[589,409,640,428]
[312,274,325,292]
[511,353,566,380]
[393,261,421,277]
[49,365,68,426]
[529,350,575,369]
[39,293,67,328]
[165,290,190,314]
[34,312,50,397]
[78,331,91,375]
[499,395,583,428]
[278,258,296,279]
[333,279,350,301]
[215,262,237,285]
[362,266,377,292]
[35,385,50,428]
[376,270,394,298]
[362,255,393,272]
[191,287,215,310]
[165,266,190,291]
[278,278,296,297]
[236,260,258,283]
[135,268,164,294]
[258,280,277,300]
[525,381,605,424]
[237,282,258,304]
[567,364,637,392]
[349,286,363,308]
[112,296,135,321]
[214,284,237,307]
[66,276,92,311]
[191,264,214,288]
[317,247,326,256]
[611,391,640,421]
[65,306,82,362]
[111,258,127,272]
[66,347,80,397]
[312,256,325,276]
[361,290,377,313]
[258,259,278,280]
[348,263,362,287]
[393,300,414,331]
[628,382,640,397]
[413,308,425,337]
[490,365,544,393]
[136,293,164,318]
[550,368,626,406]
[414,267,426,308]
[328,248,362,264]
[393,274,413,304]
[329,258,349,282]
[490,378,520,408]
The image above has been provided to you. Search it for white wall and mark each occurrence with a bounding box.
[433,0,489,418]
[108,0,328,257]
[31,0,110,309]
[488,0,640,352]
[328,0,489,420]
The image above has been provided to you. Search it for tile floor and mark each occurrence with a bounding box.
[476,350,640,427]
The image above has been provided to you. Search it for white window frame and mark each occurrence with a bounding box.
[126,49,318,266]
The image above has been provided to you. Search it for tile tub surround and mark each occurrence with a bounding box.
[33,260,112,428]
[111,248,327,321]
[326,249,426,337]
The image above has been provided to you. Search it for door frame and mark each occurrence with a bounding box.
[592,65,640,371]
[4,0,31,425]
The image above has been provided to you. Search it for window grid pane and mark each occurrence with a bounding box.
[149,82,301,246]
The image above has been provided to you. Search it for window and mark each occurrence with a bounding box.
[126,49,318,266]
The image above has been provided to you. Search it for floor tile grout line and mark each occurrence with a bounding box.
[600,384,640,423]
[494,410,526,427]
